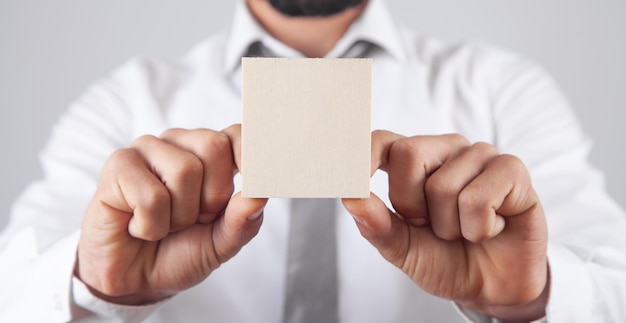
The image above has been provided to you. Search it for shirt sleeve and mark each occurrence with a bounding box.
[72,276,167,322]
[486,46,626,322]
[0,229,79,322]
[0,60,167,321]
[436,41,626,322]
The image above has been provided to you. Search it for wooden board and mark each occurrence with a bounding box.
[241,57,371,198]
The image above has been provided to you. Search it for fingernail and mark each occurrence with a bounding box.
[247,209,263,221]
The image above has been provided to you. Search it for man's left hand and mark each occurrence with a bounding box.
[342,130,549,322]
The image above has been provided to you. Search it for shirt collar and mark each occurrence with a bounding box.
[326,0,406,61]
[222,0,406,75]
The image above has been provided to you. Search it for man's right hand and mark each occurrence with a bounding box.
[76,124,266,305]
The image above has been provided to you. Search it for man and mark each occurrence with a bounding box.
[1,0,625,322]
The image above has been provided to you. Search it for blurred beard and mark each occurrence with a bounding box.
[269,0,365,17]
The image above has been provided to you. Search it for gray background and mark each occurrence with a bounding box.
[1,0,624,229]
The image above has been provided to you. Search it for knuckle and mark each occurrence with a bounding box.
[470,142,498,156]
[390,138,415,155]
[496,154,529,181]
[498,154,525,170]
[371,129,393,139]
[458,190,494,243]
[498,153,523,166]
[131,134,158,148]
[103,149,141,175]
[174,154,204,181]
[425,175,460,201]
[458,188,484,213]
[140,184,171,215]
[222,123,241,134]
[442,133,470,147]
[198,131,231,157]
[159,128,185,140]
[389,139,424,165]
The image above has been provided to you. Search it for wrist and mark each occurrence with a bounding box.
[73,254,171,306]
[459,265,550,322]
[81,282,171,306]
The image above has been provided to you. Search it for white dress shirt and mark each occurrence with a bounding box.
[1,0,625,322]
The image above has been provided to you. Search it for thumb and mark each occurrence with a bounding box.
[342,193,410,266]
[211,192,268,264]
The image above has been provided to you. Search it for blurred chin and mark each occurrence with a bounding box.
[269,0,365,17]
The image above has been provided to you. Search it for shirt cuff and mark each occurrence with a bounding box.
[71,276,166,322]
[453,302,492,323]
[453,302,547,323]
[0,229,80,322]
[544,243,594,321]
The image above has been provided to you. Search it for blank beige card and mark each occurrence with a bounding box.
[241,57,371,198]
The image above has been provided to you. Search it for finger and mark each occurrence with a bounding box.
[132,134,203,232]
[211,192,268,263]
[148,192,267,284]
[221,124,242,173]
[160,129,235,224]
[342,193,410,267]
[99,148,171,241]
[387,134,470,227]
[459,154,545,243]
[370,130,404,175]
[425,142,498,241]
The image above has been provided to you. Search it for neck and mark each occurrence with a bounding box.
[246,0,367,58]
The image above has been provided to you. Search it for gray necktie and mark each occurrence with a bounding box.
[283,198,339,323]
